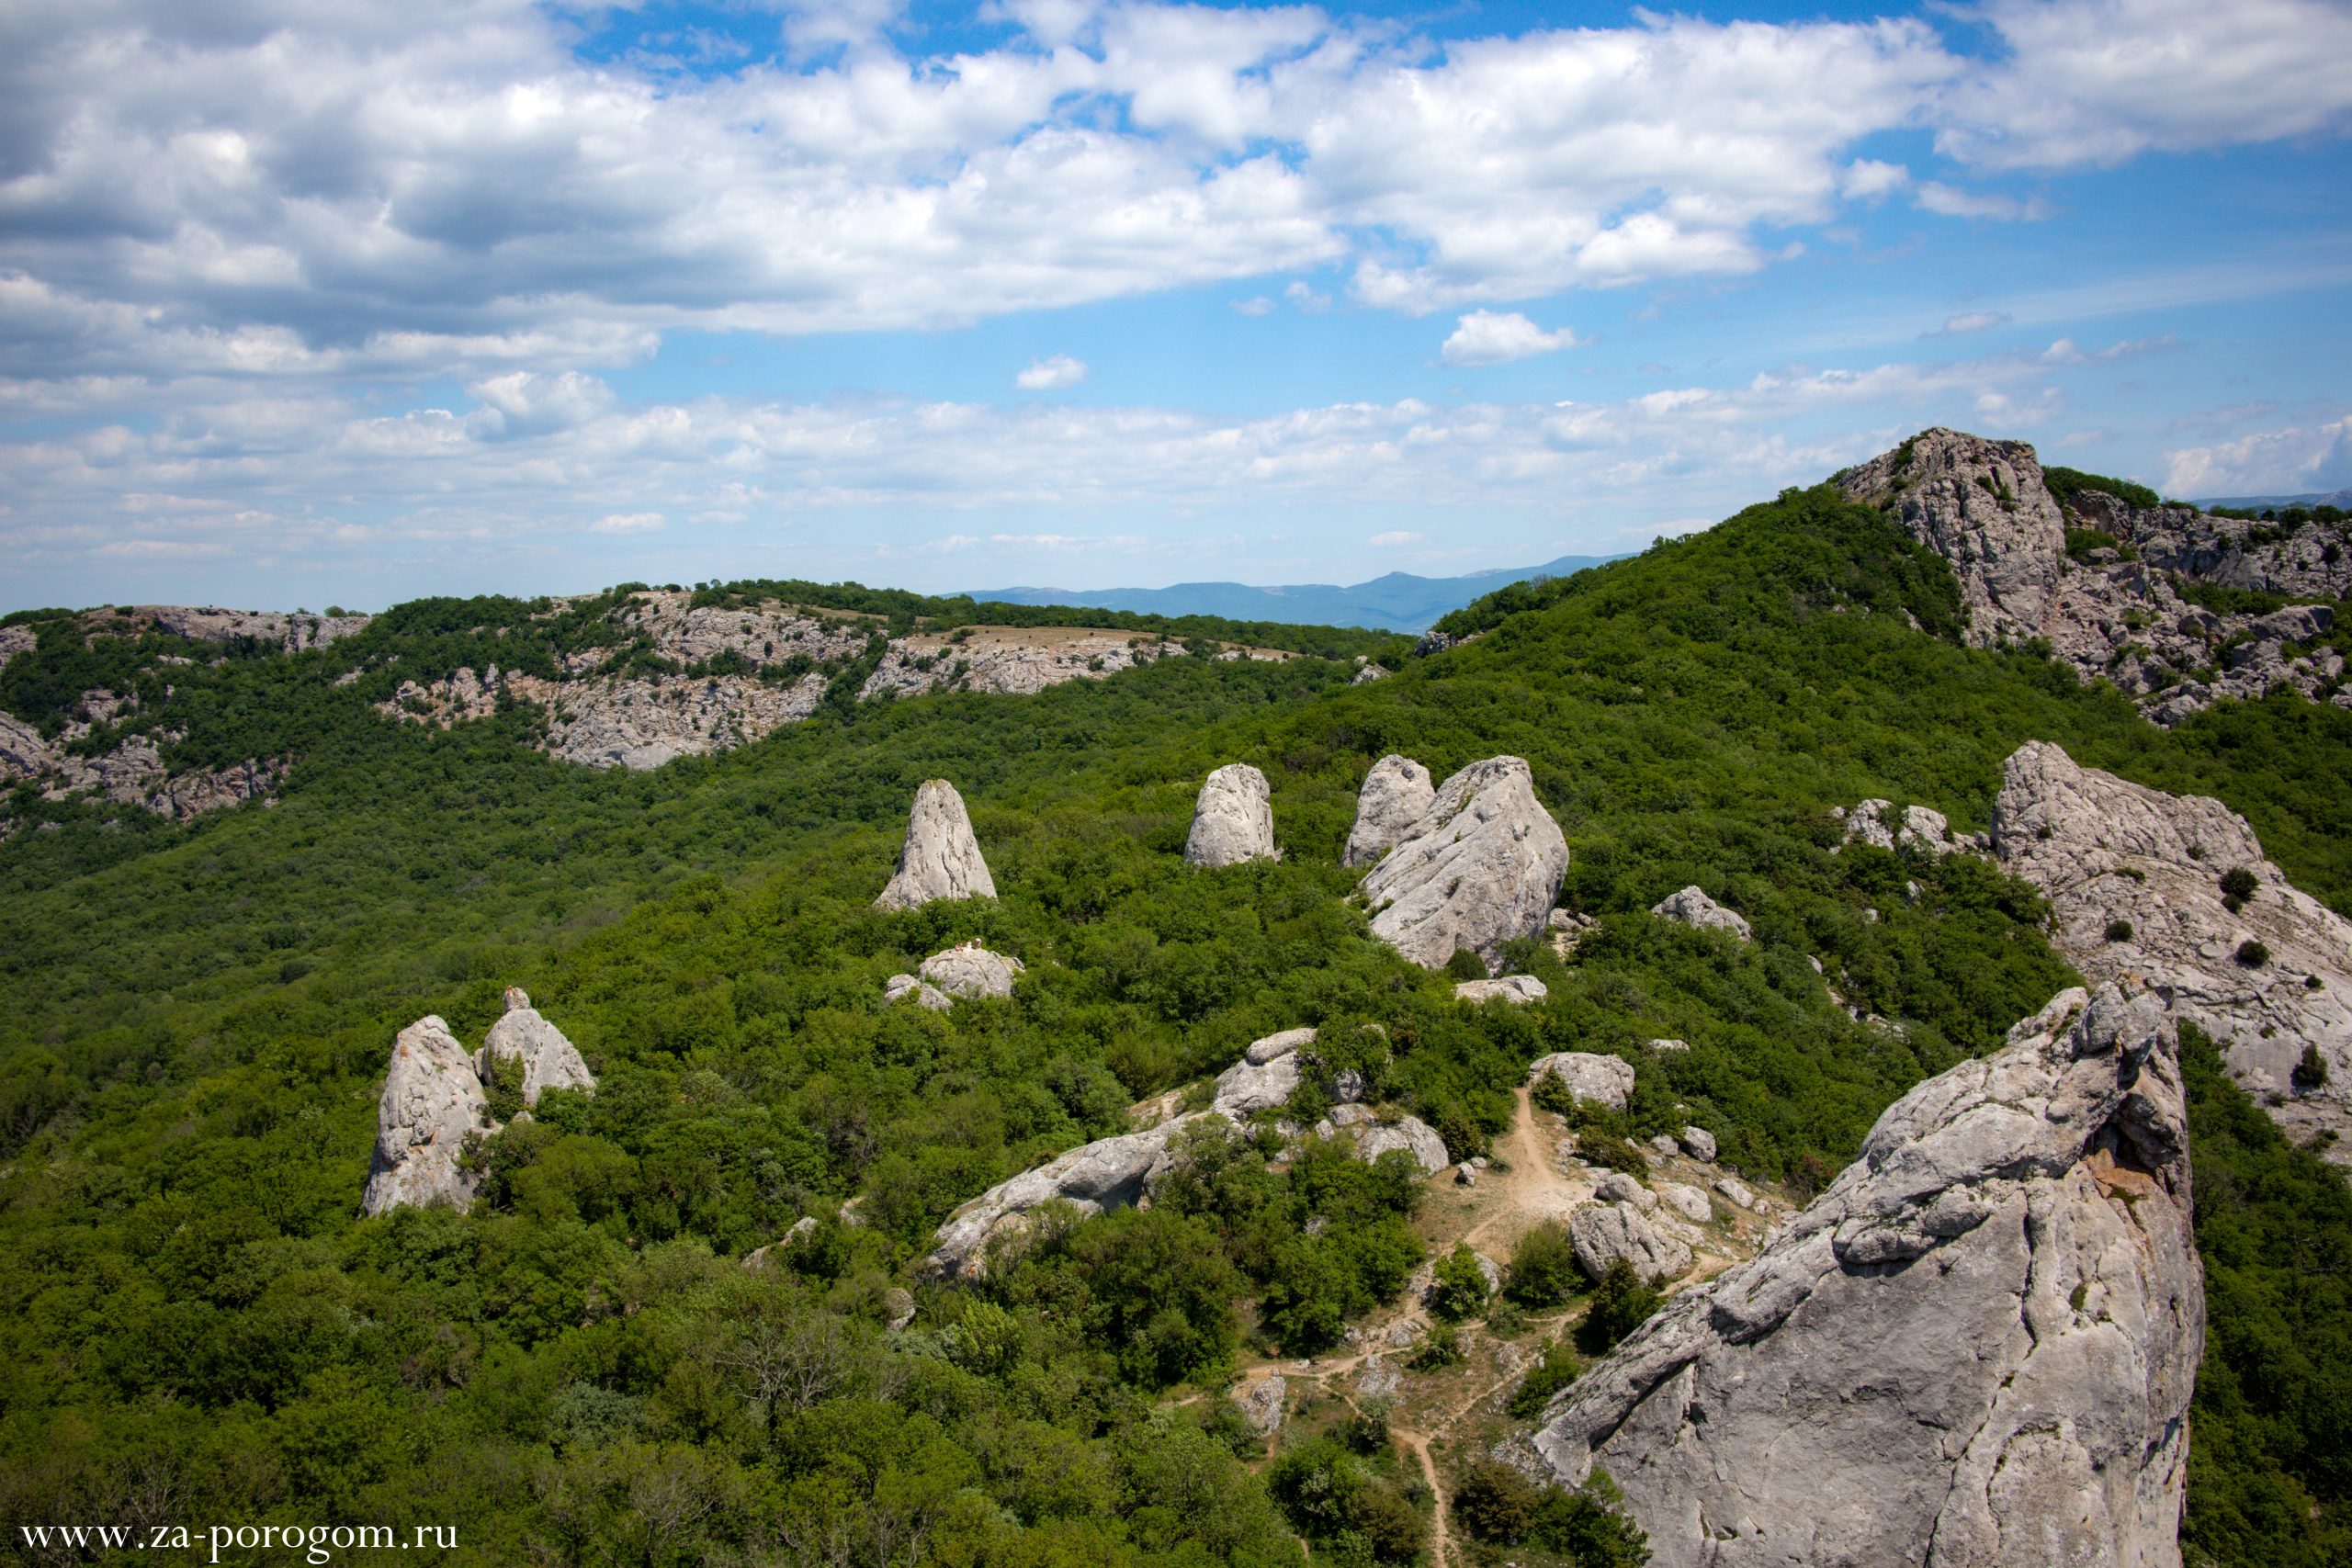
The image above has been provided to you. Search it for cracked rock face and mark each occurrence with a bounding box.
[1569,1201,1690,1283]
[918,943,1024,1000]
[883,973,952,1010]
[1841,428,2069,649]
[1184,762,1280,868]
[1454,975,1547,1005]
[1650,885,1751,942]
[1836,799,1984,857]
[1534,984,2203,1568]
[1530,1052,1635,1111]
[1993,739,2352,1160]
[478,987,596,1106]
[1343,754,1436,868]
[1362,756,1568,972]
[362,1017,491,1215]
[876,780,996,910]
[1352,1114,1451,1174]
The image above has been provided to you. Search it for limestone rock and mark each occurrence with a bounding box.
[1213,1041,1305,1117]
[1993,739,2352,1160]
[1594,1170,1656,1212]
[1342,754,1436,868]
[1568,1201,1690,1284]
[1234,1374,1288,1436]
[1184,762,1280,868]
[1352,1115,1450,1174]
[1350,662,1387,685]
[1532,985,2202,1568]
[1838,428,2069,649]
[1355,1359,1401,1397]
[1247,1027,1317,1065]
[1529,1052,1635,1112]
[918,942,1024,1000]
[1836,798,1981,857]
[477,987,596,1106]
[1650,886,1751,942]
[927,1113,1209,1279]
[1677,1125,1716,1162]
[1713,1176,1755,1210]
[362,1017,491,1215]
[876,780,996,910]
[883,973,951,1010]
[1363,757,1568,971]
[1658,1182,1713,1224]
[1454,975,1547,1005]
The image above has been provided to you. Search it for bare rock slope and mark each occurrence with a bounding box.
[1361,756,1567,972]
[876,780,996,910]
[1533,985,2203,1568]
[1993,739,2352,1158]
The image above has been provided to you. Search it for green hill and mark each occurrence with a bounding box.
[3,479,2347,1564]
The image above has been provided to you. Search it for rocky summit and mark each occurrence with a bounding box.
[1360,756,1567,971]
[876,779,996,910]
[1993,739,2352,1159]
[1183,762,1280,868]
[1533,985,2203,1568]
[478,987,597,1106]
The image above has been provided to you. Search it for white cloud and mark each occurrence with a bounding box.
[1231,296,1277,315]
[1440,310,1583,367]
[1016,354,1089,390]
[590,513,666,535]
[1840,159,1910,199]
[1929,310,2010,337]
[1369,530,1426,546]
[1914,183,2050,221]
[1284,280,1331,312]
[2164,417,2352,498]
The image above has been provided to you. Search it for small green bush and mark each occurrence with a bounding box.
[2106,919,2135,942]
[1577,1259,1662,1354]
[1430,1243,1493,1321]
[2236,940,2270,969]
[1507,1337,1582,1419]
[1507,1222,1582,1308]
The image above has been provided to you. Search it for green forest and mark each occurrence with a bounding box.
[4,481,2350,1565]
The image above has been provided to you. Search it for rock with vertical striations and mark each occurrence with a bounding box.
[1362,757,1567,972]
[1184,762,1280,868]
[1532,985,2203,1568]
[363,1017,492,1215]
[1992,739,2352,1162]
[1343,753,1436,868]
[876,780,996,910]
[478,987,596,1106]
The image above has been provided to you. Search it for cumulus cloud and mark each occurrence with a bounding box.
[1015,354,1089,390]
[2165,417,2352,498]
[1440,311,1584,367]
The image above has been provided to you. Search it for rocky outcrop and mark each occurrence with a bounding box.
[1834,798,1984,857]
[1208,1028,1313,1116]
[1532,985,2203,1568]
[1454,975,1546,1005]
[928,1114,1208,1279]
[1352,1115,1451,1174]
[1650,886,1751,942]
[862,626,1177,699]
[1569,1201,1691,1283]
[1993,739,2352,1159]
[1676,1125,1715,1162]
[0,709,289,823]
[1342,754,1436,868]
[1838,429,2350,727]
[362,1018,491,1215]
[1234,1374,1287,1437]
[1184,763,1280,868]
[883,973,952,1010]
[876,780,997,910]
[918,943,1024,1000]
[1530,1052,1635,1112]
[478,987,596,1106]
[1362,757,1568,971]
[1657,1181,1713,1224]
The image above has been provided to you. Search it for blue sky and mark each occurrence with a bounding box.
[3,0,2349,612]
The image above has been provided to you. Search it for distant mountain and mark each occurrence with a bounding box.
[2194,488,2352,510]
[969,552,1630,633]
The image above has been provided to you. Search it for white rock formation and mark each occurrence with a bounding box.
[362,1017,491,1215]
[1839,429,2069,648]
[1454,975,1547,1005]
[883,973,952,1010]
[1352,1115,1451,1174]
[1533,985,2203,1568]
[478,987,596,1106]
[876,780,997,910]
[1234,1374,1287,1436]
[1184,762,1280,868]
[1658,1182,1713,1224]
[928,1113,1212,1279]
[918,943,1024,1000]
[1993,739,2352,1159]
[1835,799,1984,857]
[1362,757,1568,971]
[1569,1201,1691,1283]
[1677,1125,1716,1162]
[1530,1052,1635,1112]
[1650,886,1752,942]
[1342,754,1436,868]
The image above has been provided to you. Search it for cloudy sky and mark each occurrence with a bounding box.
[5,0,2350,611]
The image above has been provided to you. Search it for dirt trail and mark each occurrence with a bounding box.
[1460,1087,1590,1255]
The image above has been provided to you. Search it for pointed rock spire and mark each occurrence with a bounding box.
[478,987,596,1106]
[1342,753,1435,868]
[362,1016,490,1215]
[876,779,996,909]
[1183,762,1279,868]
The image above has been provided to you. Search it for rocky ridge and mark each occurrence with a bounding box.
[1532,985,2203,1568]
[1342,754,1435,868]
[1839,429,2348,727]
[1992,739,2352,1159]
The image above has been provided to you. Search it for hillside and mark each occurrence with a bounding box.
[3,438,2350,1565]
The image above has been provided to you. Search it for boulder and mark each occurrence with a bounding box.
[927,1113,1210,1279]
[1529,1052,1635,1112]
[1247,1026,1317,1065]
[1993,739,2352,1161]
[1568,1201,1691,1284]
[1593,1170,1656,1212]
[1234,1374,1287,1437]
[1342,753,1436,868]
[1454,975,1547,1005]
[918,942,1024,1000]
[1677,1125,1716,1162]
[1212,1044,1304,1117]
[1658,1182,1713,1225]
[1352,1115,1450,1174]
[1532,985,2202,1568]
[1362,757,1568,972]
[884,1288,917,1332]
[1837,798,1973,857]
[362,1017,491,1215]
[1649,886,1751,942]
[876,779,996,910]
[1713,1176,1755,1210]
[883,973,952,1010]
[477,987,596,1106]
[1184,762,1279,868]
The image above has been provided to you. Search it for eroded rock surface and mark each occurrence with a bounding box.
[1835,799,1984,857]
[927,1114,1209,1279]
[478,987,597,1106]
[1533,984,2203,1568]
[1530,1052,1634,1112]
[1569,1201,1690,1283]
[876,780,996,910]
[918,943,1024,1000]
[362,1018,491,1215]
[1184,762,1280,868]
[883,973,952,1010]
[1343,754,1436,868]
[1650,886,1751,942]
[1993,739,2352,1159]
[1454,975,1547,1005]
[1352,1115,1450,1174]
[1362,757,1567,971]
